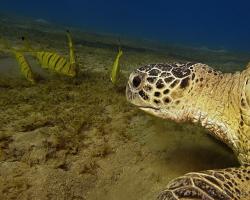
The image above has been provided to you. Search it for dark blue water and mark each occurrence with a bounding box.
[1,0,250,52]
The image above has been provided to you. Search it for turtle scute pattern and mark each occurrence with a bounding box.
[157,165,250,200]
[136,62,197,107]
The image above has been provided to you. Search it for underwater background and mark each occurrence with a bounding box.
[1,0,250,51]
[0,0,249,199]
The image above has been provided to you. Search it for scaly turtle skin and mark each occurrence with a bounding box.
[126,62,250,199]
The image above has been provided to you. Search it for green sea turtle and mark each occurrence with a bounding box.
[126,62,250,199]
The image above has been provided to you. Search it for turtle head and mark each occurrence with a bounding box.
[127,62,250,163]
[126,63,194,121]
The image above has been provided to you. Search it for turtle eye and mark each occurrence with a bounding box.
[132,76,141,88]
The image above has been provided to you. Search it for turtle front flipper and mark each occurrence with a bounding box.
[157,166,250,200]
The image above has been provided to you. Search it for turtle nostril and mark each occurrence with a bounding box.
[132,76,141,88]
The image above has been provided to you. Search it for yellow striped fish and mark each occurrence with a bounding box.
[22,31,77,77]
[34,51,76,77]
[111,47,123,84]
[1,37,36,83]
[14,51,36,84]
[66,30,76,67]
